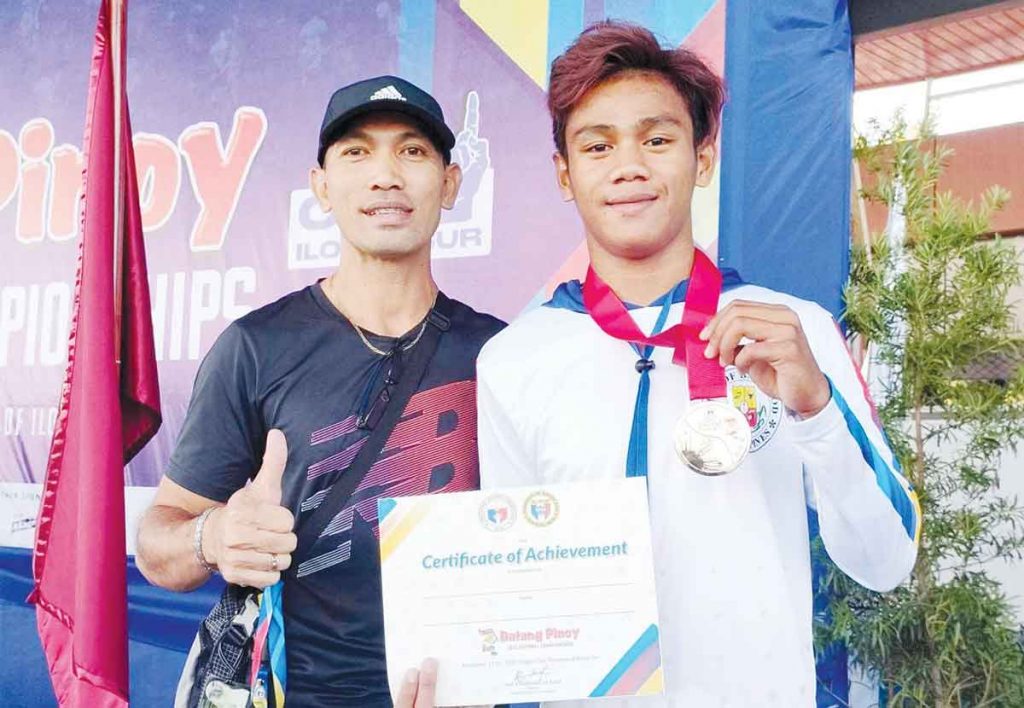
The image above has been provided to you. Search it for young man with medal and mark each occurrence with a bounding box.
[476,22,920,707]
[136,76,502,706]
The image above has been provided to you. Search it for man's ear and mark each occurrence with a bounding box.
[309,165,331,213]
[553,151,574,203]
[440,162,463,210]
[694,140,717,188]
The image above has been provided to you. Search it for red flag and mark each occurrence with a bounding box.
[29,0,161,704]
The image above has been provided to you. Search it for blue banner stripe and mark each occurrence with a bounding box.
[589,623,659,696]
[602,0,715,47]
[807,506,851,706]
[398,0,436,92]
[653,0,718,47]
[547,0,586,88]
[720,0,853,317]
[830,382,917,540]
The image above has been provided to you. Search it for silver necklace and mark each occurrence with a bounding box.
[351,318,427,356]
[324,276,435,357]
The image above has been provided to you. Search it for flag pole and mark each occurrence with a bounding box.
[112,0,124,368]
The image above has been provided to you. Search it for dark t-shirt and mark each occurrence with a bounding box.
[167,284,504,705]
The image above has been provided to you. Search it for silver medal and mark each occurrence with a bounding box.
[673,399,751,475]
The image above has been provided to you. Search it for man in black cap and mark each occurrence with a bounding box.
[137,76,503,706]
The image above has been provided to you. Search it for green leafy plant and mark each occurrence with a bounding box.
[819,115,1024,707]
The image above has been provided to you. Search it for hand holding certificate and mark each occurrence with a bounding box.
[378,478,663,705]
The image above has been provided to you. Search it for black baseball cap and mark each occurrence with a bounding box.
[317,75,456,166]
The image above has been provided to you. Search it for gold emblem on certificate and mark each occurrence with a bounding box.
[672,399,751,475]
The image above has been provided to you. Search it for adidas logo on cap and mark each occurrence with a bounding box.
[369,85,406,102]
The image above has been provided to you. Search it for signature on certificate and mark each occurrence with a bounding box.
[513,666,558,687]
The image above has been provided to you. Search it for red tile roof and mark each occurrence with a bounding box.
[855,3,1024,89]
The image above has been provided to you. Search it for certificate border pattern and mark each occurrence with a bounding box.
[589,624,663,697]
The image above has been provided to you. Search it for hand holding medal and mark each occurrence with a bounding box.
[584,250,755,476]
[698,301,831,422]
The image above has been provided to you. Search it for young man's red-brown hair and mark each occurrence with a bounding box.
[548,21,726,156]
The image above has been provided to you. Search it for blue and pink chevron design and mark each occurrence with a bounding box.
[589,623,663,697]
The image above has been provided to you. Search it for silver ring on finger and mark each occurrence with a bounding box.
[269,553,279,572]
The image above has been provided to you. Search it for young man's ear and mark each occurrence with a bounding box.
[309,165,331,213]
[440,162,464,210]
[553,151,574,203]
[694,140,718,188]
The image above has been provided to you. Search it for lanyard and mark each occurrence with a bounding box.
[582,249,727,401]
[624,291,676,478]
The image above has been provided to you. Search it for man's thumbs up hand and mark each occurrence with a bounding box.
[251,429,288,505]
[200,429,298,588]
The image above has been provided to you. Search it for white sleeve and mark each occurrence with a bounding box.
[791,305,920,592]
[476,343,538,490]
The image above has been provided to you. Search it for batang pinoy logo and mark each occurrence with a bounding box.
[478,494,516,531]
[524,491,559,527]
[726,367,783,452]
[479,628,498,655]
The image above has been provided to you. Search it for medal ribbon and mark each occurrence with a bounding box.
[582,248,727,401]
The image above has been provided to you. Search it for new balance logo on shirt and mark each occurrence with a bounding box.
[370,85,406,101]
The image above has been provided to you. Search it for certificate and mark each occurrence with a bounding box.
[378,478,663,705]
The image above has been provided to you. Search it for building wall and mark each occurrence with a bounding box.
[862,122,1024,237]
[860,121,1024,328]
